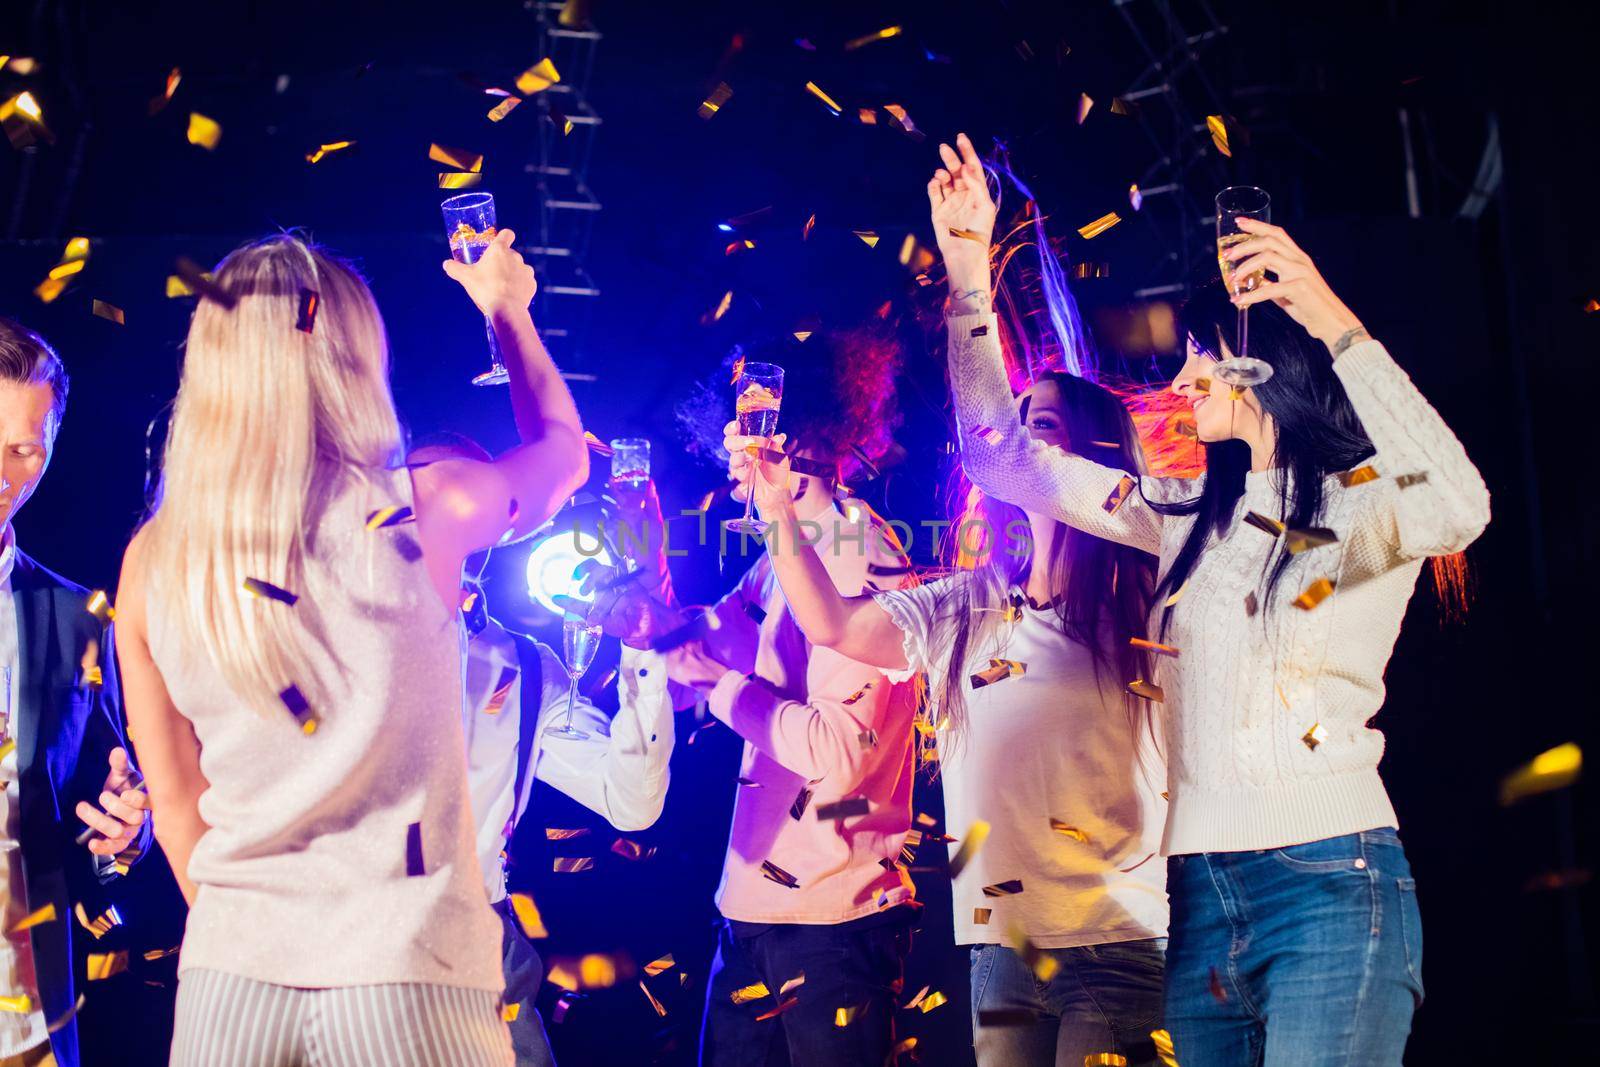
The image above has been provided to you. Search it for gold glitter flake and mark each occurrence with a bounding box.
[949,821,990,879]
[1338,465,1380,487]
[1077,212,1121,240]
[698,82,733,120]
[1049,820,1089,844]
[1291,577,1336,611]
[1102,475,1136,514]
[1301,723,1328,751]
[1127,679,1164,702]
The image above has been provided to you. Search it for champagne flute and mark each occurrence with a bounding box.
[726,362,785,536]
[546,616,603,739]
[609,438,651,491]
[1214,186,1274,388]
[441,191,511,387]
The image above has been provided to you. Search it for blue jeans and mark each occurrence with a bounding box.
[1165,827,1424,1066]
[969,939,1166,1067]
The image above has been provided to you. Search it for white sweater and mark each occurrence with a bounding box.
[948,312,1491,855]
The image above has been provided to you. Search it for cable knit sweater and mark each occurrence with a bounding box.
[948,312,1491,854]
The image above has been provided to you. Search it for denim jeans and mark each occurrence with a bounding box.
[968,938,1166,1067]
[498,901,557,1067]
[699,908,916,1067]
[1165,827,1424,1066]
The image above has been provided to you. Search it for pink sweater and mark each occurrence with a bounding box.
[698,502,919,924]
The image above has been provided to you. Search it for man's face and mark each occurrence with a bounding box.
[0,380,56,535]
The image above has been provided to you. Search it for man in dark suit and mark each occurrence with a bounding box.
[0,317,150,1067]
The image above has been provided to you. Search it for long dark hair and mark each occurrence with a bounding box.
[1148,286,1375,635]
[937,372,1157,759]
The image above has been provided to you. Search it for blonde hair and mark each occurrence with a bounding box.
[144,234,404,714]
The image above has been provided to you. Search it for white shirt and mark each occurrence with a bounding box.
[0,525,48,1054]
[462,619,672,902]
[876,573,1169,949]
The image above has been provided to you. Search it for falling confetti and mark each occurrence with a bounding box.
[982,879,1024,897]
[47,995,85,1035]
[760,860,800,888]
[73,903,122,940]
[1292,577,1336,610]
[509,892,549,938]
[804,81,842,115]
[882,103,922,140]
[365,505,415,530]
[91,299,125,325]
[516,58,562,95]
[730,981,771,1005]
[0,995,31,1014]
[698,82,733,119]
[842,684,871,706]
[1078,212,1122,239]
[186,112,221,151]
[1102,475,1137,514]
[86,952,128,981]
[304,140,355,164]
[835,1004,864,1027]
[546,828,591,841]
[1338,465,1380,487]
[969,658,1025,689]
[546,953,623,991]
[704,289,733,324]
[1127,679,1164,702]
[852,230,880,248]
[844,25,903,50]
[1049,821,1089,843]
[86,589,115,623]
[1301,723,1328,751]
[173,256,237,308]
[643,954,675,977]
[755,996,800,1021]
[502,1003,521,1022]
[949,821,989,878]
[611,838,657,861]
[1207,114,1232,156]
[1151,1029,1179,1067]
[405,822,425,876]
[1395,472,1429,489]
[815,798,871,820]
[1129,637,1179,658]
[279,684,317,734]
[802,213,817,241]
[294,289,320,333]
[1499,742,1582,806]
[487,97,521,122]
[973,908,991,924]
[947,226,986,244]
[243,577,299,606]
[1086,1056,1128,1066]
[1243,511,1285,537]
[8,903,56,934]
[1076,93,1095,124]
[430,144,483,172]
[553,856,597,873]
[1129,184,1144,211]
[1284,526,1338,554]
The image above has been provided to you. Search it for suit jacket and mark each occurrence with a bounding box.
[11,549,149,1067]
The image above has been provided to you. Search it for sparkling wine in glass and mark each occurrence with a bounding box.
[726,362,784,536]
[1214,186,1274,389]
[610,438,651,491]
[547,617,603,739]
[441,191,510,387]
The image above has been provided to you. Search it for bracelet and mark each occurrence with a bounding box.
[1330,327,1371,359]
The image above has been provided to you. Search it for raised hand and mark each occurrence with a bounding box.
[441,227,538,319]
[721,420,794,519]
[928,132,997,285]
[1225,219,1364,351]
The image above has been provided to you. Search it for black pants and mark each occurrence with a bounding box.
[698,907,917,1067]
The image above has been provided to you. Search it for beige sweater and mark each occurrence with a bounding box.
[948,312,1490,854]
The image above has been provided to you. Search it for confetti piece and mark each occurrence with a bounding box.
[1585,299,1600,314]
[279,684,317,734]
[978,1009,1037,1026]
[638,980,668,1017]
[1,91,50,150]
[1292,577,1336,610]
[857,729,878,748]
[761,860,800,888]
[970,658,1025,689]
[802,213,817,241]
[737,777,760,787]
[1244,591,1258,616]
[439,172,483,189]
[730,981,771,1005]
[1130,637,1180,658]
[1076,93,1095,124]
[73,903,122,940]
[1206,114,1231,156]
[8,903,55,935]
[947,227,987,244]
[516,58,561,95]
[165,275,194,298]
[173,256,236,308]
[643,954,675,977]
[844,25,902,50]
[0,57,39,76]
[611,838,657,862]
[1500,742,1582,806]
[698,82,733,120]
[430,143,484,173]
[1078,212,1121,240]
[186,112,221,150]
[970,424,1002,446]
[304,140,355,164]
[484,97,522,123]
[755,996,800,1021]
[546,953,623,991]
[365,505,415,530]
[0,995,31,1013]
[1102,475,1137,514]
[983,879,1024,897]
[853,230,880,248]
[1049,820,1089,843]
[554,856,596,873]
[509,892,549,938]
[949,821,989,879]
[243,577,298,606]
[86,952,128,981]
[704,289,733,324]
[481,667,518,716]
[1164,579,1190,607]
[1209,966,1229,1002]
[1129,184,1144,211]
[546,827,591,841]
[973,907,991,924]
[1086,1056,1128,1066]
[502,1002,521,1022]
[1127,679,1164,702]
[33,278,67,304]
[1395,471,1429,489]
[789,788,812,821]
[834,1004,864,1027]
[1301,723,1327,751]
[1338,465,1380,487]
[1110,97,1138,116]
[86,589,115,623]
[1284,526,1338,554]
[804,81,842,115]
[404,822,425,876]
[841,684,870,706]
[815,797,870,821]
[551,992,582,1022]
[1243,511,1285,537]
[91,300,125,325]
[1151,1028,1179,1067]
[777,974,806,996]
[742,600,768,625]
[47,995,85,1035]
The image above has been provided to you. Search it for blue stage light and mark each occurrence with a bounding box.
[525,529,614,618]
[716,222,734,232]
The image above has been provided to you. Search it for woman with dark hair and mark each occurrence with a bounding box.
[735,366,1169,1067]
[930,133,1489,1066]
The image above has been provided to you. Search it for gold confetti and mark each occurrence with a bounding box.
[553,856,596,873]
[835,1004,864,1026]
[165,274,194,298]
[948,821,990,880]
[1585,298,1600,314]
[856,106,878,124]
[730,981,771,1005]
[365,505,415,530]
[1292,577,1336,610]
[75,901,123,941]
[844,25,902,50]
[86,951,128,981]
[816,797,870,820]
[430,143,483,173]
[1076,92,1095,124]
[842,684,871,706]
[0,995,32,1013]
[86,589,115,623]
[890,1038,918,1058]
[91,300,124,325]
[487,96,522,122]
[852,230,880,248]
[1129,183,1143,211]
[1004,925,1059,981]
[304,140,355,164]
[8,903,55,934]
[1130,637,1179,658]
[698,82,733,119]
[1207,114,1231,156]
[1284,526,1338,554]
[47,995,85,1035]
[778,973,805,995]
[804,81,842,115]
[1151,1029,1179,1067]
[502,1002,521,1022]
[705,289,733,323]
[982,879,1024,897]
[148,67,182,115]
[918,990,948,1013]
[802,213,817,240]
[1395,471,1429,489]
[643,954,675,977]
[1086,1056,1128,1066]
[1,91,49,150]
[973,907,991,924]
[516,58,562,95]
[243,577,299,606]
[1102,475,1136,514]
[760,860,800,888]
[546,953,622,991]
[1301,723,1327,751]
[1243,511,1285,537]
[1338,465,1380,487]
[947,226,986,244]
[509,892,549,938]
[1110,97,1137,116]
[1163,579,1190,607]
[173,255,236,308]
[969,658,1025,689]
[1049,820,1089,843]
[611,838,657,862]
[1500,742,1582,806]
[1077,212,1121,239]
[1127,679,1164,702]
[755,995,800,1021]
[971,424,1004,446]
[186,112,221,150]
[33,278,67,304]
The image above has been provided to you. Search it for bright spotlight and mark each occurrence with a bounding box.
[525,528,613,618]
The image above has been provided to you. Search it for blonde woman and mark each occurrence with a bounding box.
[114,229,588,1066]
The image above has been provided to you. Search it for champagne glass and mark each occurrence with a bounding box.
[1214,186,1274,388]
[546,616,603,739]
[441,191,510,386]
[610,438,651,491]
[726,362,785,536]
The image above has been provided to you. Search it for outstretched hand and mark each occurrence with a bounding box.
[442,227,538,319]
[1224,219,1363,351]
[928,132,996,285]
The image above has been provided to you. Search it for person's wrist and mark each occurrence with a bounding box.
[1324,320,1369,357]
[487,302,532,329]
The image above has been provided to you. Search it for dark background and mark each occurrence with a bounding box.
[2,1,1596,1064]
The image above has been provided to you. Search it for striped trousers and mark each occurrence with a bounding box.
[171,968,515,1067]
